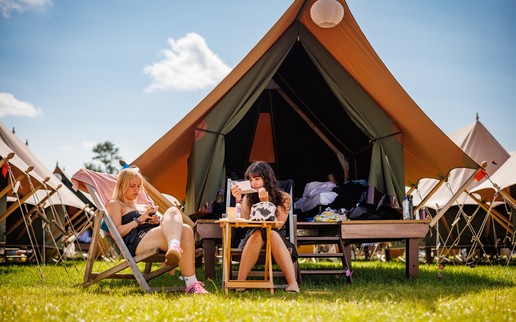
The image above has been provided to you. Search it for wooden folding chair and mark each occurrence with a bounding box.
[71,169,187,293]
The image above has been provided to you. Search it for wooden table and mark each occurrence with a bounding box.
[216,219,277,294]
[195,219,222,279]
[340,220,430,278]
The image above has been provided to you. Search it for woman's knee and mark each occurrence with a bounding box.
[250,230,264,242]
[164,207,183,220]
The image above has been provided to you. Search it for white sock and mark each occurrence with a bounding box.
[184,275,198,288]
[168,239,180,249]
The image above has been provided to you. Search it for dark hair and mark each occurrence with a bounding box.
[244,161,285,211]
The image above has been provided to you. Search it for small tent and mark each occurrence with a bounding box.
[133,0,478,214]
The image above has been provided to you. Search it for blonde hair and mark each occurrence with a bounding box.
[112,167,143,202]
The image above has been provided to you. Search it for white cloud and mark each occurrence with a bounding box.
[143,32,232,92]
[0,0,52,18]
[0,92,43,117]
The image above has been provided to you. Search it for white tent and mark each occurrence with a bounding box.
[412,116,510,209]
[0,124,85,209]
[1,123,88,258]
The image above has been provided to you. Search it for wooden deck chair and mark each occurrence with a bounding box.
[225,178,299,286]
[71,168,187,293]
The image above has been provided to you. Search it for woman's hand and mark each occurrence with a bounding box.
[140,205,160,224]
[231,184,242,202]
[258,187,269,202]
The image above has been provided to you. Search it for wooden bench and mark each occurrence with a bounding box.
[196,219,431,281]
[340,220,430,279]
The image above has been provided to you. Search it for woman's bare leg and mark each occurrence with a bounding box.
[237,230,264,281]
[160,207,184,241]
[178,224,195,276]
[270,232,299,292]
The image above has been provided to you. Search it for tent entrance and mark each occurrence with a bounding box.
[224,42,373,197]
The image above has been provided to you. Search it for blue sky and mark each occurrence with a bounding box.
[1,0,515,177]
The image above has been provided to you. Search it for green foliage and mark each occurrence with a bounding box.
[0,261,515,321]
[84,141,122,174]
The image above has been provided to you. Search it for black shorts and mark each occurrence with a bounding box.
[123,223,159,256]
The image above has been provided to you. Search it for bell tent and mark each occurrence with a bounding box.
[132,0,479,215]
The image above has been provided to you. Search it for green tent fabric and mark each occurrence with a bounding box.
[186,26,297,212]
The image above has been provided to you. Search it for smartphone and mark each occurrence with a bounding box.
[149,205,159,216]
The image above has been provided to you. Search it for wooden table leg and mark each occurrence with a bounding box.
[342,242,353,283]
[406,238,419,278]
[266,225,273,294]
[203,239,216,279]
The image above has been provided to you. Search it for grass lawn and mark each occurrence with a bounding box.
[0,259,515,321]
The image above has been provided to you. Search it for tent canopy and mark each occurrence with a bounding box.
[133,0,478,214]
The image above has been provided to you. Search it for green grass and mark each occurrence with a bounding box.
[1,260,515,321]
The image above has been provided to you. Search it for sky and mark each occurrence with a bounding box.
[1,0,515,177]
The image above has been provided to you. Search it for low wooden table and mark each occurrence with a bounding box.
[340,220,430,278]
[216,219,277,294]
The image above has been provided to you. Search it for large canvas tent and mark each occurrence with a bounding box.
[132,0,478,215]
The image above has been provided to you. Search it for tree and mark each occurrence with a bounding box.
[84,141,123,174]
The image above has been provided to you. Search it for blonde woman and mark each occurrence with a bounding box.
[106,167,208,294]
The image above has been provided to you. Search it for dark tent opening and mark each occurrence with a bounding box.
[225,42,372,197]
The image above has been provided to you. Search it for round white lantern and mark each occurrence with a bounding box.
[310,0,345,28]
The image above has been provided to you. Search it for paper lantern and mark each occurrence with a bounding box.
[310,0,344,28]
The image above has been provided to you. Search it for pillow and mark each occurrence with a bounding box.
[250,202,276,221]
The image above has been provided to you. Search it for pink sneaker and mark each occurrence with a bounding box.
[165,245,182,267]
[185,281,209,294]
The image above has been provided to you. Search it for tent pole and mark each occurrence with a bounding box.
[275,87,348,172]
[499,188,516,209]
[429,168,484,227]
[0,181,45,223]
[467,192,514,235]
[414,178,446,213]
